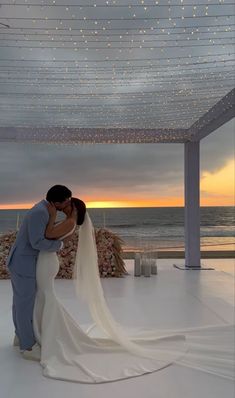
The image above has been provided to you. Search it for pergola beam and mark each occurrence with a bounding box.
[188,89,235,142]
[0,91,233,144]
[0,127,189,144]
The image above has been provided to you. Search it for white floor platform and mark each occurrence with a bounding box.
[0,259,234,398]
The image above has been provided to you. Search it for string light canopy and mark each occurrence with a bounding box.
[0,1,234,144]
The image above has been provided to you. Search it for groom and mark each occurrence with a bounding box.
[7,185,72,361]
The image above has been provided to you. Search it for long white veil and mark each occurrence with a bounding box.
[73,213,234,379]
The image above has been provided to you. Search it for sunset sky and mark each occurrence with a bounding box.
[0,119,234,209]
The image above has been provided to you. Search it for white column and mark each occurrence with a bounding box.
[184,141,201,268]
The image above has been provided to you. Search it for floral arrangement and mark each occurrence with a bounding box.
[0,232,14,279]
[0,228,127,280]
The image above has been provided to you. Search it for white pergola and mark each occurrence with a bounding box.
[0,1,234,268]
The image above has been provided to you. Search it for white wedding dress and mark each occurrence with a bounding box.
[33,214,234,383]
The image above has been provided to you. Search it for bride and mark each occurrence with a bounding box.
[33,198,234,383]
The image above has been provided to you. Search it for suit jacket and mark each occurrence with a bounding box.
[7,200,61,278]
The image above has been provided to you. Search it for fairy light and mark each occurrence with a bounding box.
[0,2,233,140]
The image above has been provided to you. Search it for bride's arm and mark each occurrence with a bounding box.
[45,203,76,239]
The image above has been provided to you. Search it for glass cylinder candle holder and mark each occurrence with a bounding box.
[144,259,151,277]
[134,253,141,277]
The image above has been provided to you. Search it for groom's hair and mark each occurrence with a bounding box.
[46,185,72,203]
[71,197,86,225]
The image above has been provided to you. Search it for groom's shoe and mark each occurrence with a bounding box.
[22,343,41,362]
[13,334,20,347]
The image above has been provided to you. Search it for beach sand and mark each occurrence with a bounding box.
[123,249,235,259]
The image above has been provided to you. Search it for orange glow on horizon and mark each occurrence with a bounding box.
[0,196,234,210]
[0,198,184,210]
[0,203,34,210]
[86,198,184,208]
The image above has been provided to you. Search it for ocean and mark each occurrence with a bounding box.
[0,207,234,252]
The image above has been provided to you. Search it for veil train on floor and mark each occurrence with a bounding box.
[73,213,234,380]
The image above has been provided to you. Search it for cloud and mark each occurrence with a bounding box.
[0,141,183,203]
[201,158,234,197]
[0,120,233,205]
[200,118,234,172]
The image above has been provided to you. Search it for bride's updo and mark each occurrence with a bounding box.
[71,197,86,225]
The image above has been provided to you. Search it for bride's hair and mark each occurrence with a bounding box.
[71,197,86,225]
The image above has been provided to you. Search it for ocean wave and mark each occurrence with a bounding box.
[0,208,234,239]
[108,223,137,228]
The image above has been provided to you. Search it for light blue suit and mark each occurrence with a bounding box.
[7,200,61,350]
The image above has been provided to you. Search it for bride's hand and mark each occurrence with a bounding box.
[47,202,57,218]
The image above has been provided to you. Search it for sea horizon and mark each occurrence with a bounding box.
[0,205,233,210]
[0,206,234,253]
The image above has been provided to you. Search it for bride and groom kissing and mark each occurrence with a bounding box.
[7,184,178,383]
[7,185,85,361]
[6,185,232,383]
[6,184,186,383]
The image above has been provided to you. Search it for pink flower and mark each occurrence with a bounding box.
[0,228,127,279]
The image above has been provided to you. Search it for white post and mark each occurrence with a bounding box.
[184,141,201,268]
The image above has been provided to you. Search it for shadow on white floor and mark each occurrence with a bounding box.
[0,259,234,398]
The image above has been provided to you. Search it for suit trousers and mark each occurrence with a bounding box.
[9,269,37,350]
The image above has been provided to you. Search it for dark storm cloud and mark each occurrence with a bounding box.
[0,120,233,204]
